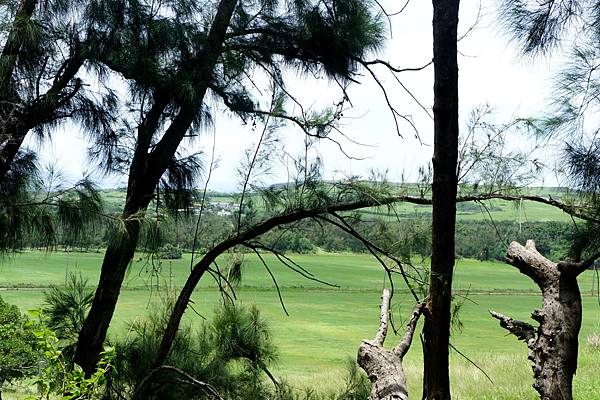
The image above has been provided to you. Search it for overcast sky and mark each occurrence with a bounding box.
[33,1,563,192]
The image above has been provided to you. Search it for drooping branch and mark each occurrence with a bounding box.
[316,212,423,302]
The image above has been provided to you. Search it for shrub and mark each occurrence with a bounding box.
[107,301,278,400]
[159,243,183,259]
[42,273,94,362]
[0,296,38,397]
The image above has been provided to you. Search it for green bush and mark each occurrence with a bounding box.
[0,296,38,398]
[29,320,114,400]
[42,273,94,363]
[107,301,279,400]
[159,243,183,259]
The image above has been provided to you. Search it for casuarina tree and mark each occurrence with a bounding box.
[0,0,116,180]
[493,2,600,398]
[73,0,387,374]
[422,1,460,399]
[0,1,114,253]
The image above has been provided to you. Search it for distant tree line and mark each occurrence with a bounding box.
[18,210,577,262]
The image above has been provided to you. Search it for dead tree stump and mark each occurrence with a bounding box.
[357,289,424,400]
[490,240,594,400]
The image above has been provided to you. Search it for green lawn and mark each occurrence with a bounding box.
[1,250,599,399]
[362,197,575,222]
[103,188,577,223]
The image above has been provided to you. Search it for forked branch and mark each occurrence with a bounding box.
[357,289,424,400]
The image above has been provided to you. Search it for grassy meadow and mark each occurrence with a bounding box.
[1,250,599,399]
[201,186,577,222]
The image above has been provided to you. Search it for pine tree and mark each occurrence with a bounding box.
[0,1,113,252]
[73,0,386,374]
[493,2,600,399]
[0,0,116,179]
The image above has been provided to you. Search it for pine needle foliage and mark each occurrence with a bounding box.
[108,301,278,400]
[0,152,105,254]
[43,273,94,347]
[499,1,600,206]
[498,0,599,56]
[1,0,118,178]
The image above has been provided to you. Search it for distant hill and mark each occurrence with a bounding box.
[98,187,575,222]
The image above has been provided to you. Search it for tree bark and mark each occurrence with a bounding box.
[73,208,144,374]
[490,240,590,400]
[0,0,37,93]
[422,1,460,400]
[357,289,424,400]
[73,0,240,376]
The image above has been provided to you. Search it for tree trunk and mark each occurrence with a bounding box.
[0,0,37,93]
[73,207,143,374]
[491,240,589,400]
[422,1,460,400]
[357,289,424,400]
[0,123,27,179]
[73,0,239,376]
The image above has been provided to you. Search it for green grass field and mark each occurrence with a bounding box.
[104,188,577,222]
[1,250,599,399]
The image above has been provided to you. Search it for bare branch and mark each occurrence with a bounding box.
[394,301,425,358]
[373,288,392,346]
[489,310,535,346]
[358,58,433,74]
[134,365,224,400]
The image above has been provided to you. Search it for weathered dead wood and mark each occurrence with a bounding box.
[357,289,424,400]
[490,240,593,400]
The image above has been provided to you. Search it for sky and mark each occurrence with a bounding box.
[33,0,564,192]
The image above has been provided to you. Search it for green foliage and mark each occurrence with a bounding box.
[0,161,105,254]
[42,273,94,361]
[108,301,279,400]
[158,243,183,260]
[0,296,38,391]
[29,320,114,400]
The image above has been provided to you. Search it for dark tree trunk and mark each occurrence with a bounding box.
[357,289,424,400]
[0,123,27,179]
[0,0,36,180]
[422,1,460,400]
[73,0,239,376]
[73,212,142,374]
[73,161,155,374]
[491,240,590,400]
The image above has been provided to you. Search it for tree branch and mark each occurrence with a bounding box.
[373,288,391,346]
[489,310,536,346]
[394,301,426,358]
[132,365,224,400]
[505,240,556,287]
